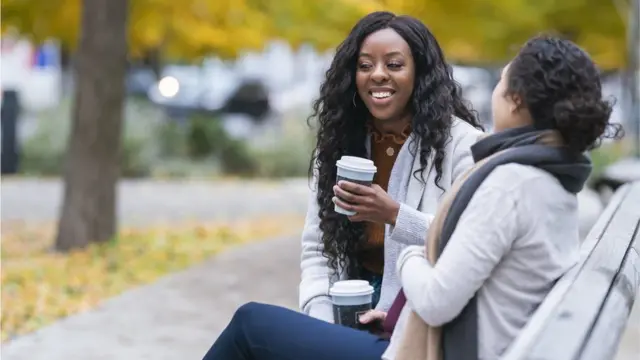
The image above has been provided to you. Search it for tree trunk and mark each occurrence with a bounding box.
[55,0,128,252]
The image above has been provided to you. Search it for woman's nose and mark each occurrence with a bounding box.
[371,64,389,83]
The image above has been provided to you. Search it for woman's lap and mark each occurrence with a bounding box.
[203,302,389,360]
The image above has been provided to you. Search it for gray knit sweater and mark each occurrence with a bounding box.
[299,118,483,321]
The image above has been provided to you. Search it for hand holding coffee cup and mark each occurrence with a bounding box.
[333,156,377,216]
[329,280,374,329]
[358,309,387,325]
[333,156,400,224]
[358,309,388,335]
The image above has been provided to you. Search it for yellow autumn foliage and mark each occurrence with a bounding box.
[0,215,304,341]
[0,0,628,71]
[373,0,627,69]
[0,0,369,59]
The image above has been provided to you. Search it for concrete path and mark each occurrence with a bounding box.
[1,236,301,360]
[0,178,310,226]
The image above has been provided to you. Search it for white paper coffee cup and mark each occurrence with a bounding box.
[329,280,374,328]
[335,156,377,216]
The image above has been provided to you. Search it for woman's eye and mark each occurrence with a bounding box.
[388,63,402,69]
[358,63,372,70]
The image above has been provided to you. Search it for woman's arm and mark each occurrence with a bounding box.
[299,177,334,323]
[389,120,482,246]
[388,204,435,246]
[397,184,519,326]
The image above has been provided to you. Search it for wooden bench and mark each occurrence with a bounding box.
[503,181,640,360]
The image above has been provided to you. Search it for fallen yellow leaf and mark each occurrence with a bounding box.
[1,215,304,342]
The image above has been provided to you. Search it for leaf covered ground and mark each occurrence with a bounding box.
[1,215,304,342]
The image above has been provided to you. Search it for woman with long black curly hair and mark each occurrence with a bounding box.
[300,10,483,323]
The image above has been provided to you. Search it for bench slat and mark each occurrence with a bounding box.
[580,243,640,360]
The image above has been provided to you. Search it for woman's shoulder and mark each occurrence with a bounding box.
[448,117,485,152]
[486,163,572,198]
[450,117,485,139]
[477,164,577,238]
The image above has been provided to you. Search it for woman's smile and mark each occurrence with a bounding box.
[368,88,396,106]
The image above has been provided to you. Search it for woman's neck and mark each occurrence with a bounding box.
[370,114,412,137]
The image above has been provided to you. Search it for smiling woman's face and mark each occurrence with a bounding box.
[355,28,415,123]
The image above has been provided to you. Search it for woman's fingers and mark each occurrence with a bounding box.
[358,310,387,324]
[337,181,374,196]
[332,197,360,214]
[333,185,366,204]
[332,183,374,221]
[332,198,367,222]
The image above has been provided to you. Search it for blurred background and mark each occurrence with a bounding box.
[0,0,639,358]
[1,0,638,181]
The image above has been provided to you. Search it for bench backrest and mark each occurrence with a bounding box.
[502,181,640,360]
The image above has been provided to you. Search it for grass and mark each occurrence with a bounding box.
[588,139,634,182]
[0,215,304,342]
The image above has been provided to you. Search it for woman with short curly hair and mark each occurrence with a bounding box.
[381,35,623,360]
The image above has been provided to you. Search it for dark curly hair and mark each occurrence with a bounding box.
[505,35,624,153]
[308,11,482,278]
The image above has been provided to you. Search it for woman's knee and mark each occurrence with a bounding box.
[231,301,267,326]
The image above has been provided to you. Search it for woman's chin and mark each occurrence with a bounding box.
[367,110,399,123]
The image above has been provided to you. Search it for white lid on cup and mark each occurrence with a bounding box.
[329,280,374,297]
[336,156,377,173]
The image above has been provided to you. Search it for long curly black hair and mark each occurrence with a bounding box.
[308,11,483,278]
[505,35,623,153]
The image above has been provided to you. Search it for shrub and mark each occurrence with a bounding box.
[186,114,229,159]
[155,120,188,158]
[219,138,259,176]
[19,98,157,177]
[249,113,314,178]
[251,137,312,178]
[18,98,315,179]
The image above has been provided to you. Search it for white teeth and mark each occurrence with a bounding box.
[371,92,393,99]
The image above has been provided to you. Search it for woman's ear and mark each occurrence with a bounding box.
[510,94,534,125]
[509,94,523,114]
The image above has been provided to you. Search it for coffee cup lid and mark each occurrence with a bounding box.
[329,280,374,297]
[336,156,377,173]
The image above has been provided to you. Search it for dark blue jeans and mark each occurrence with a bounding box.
[202,302,390,360]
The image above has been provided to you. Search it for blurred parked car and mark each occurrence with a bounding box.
[221,80,270,119]
[147,64,271,122]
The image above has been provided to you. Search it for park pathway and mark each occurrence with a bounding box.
[1,236,300,359]
[0,178,310,226]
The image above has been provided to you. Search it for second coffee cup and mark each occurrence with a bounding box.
[329,280,374,329]
[335,156,377,216]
